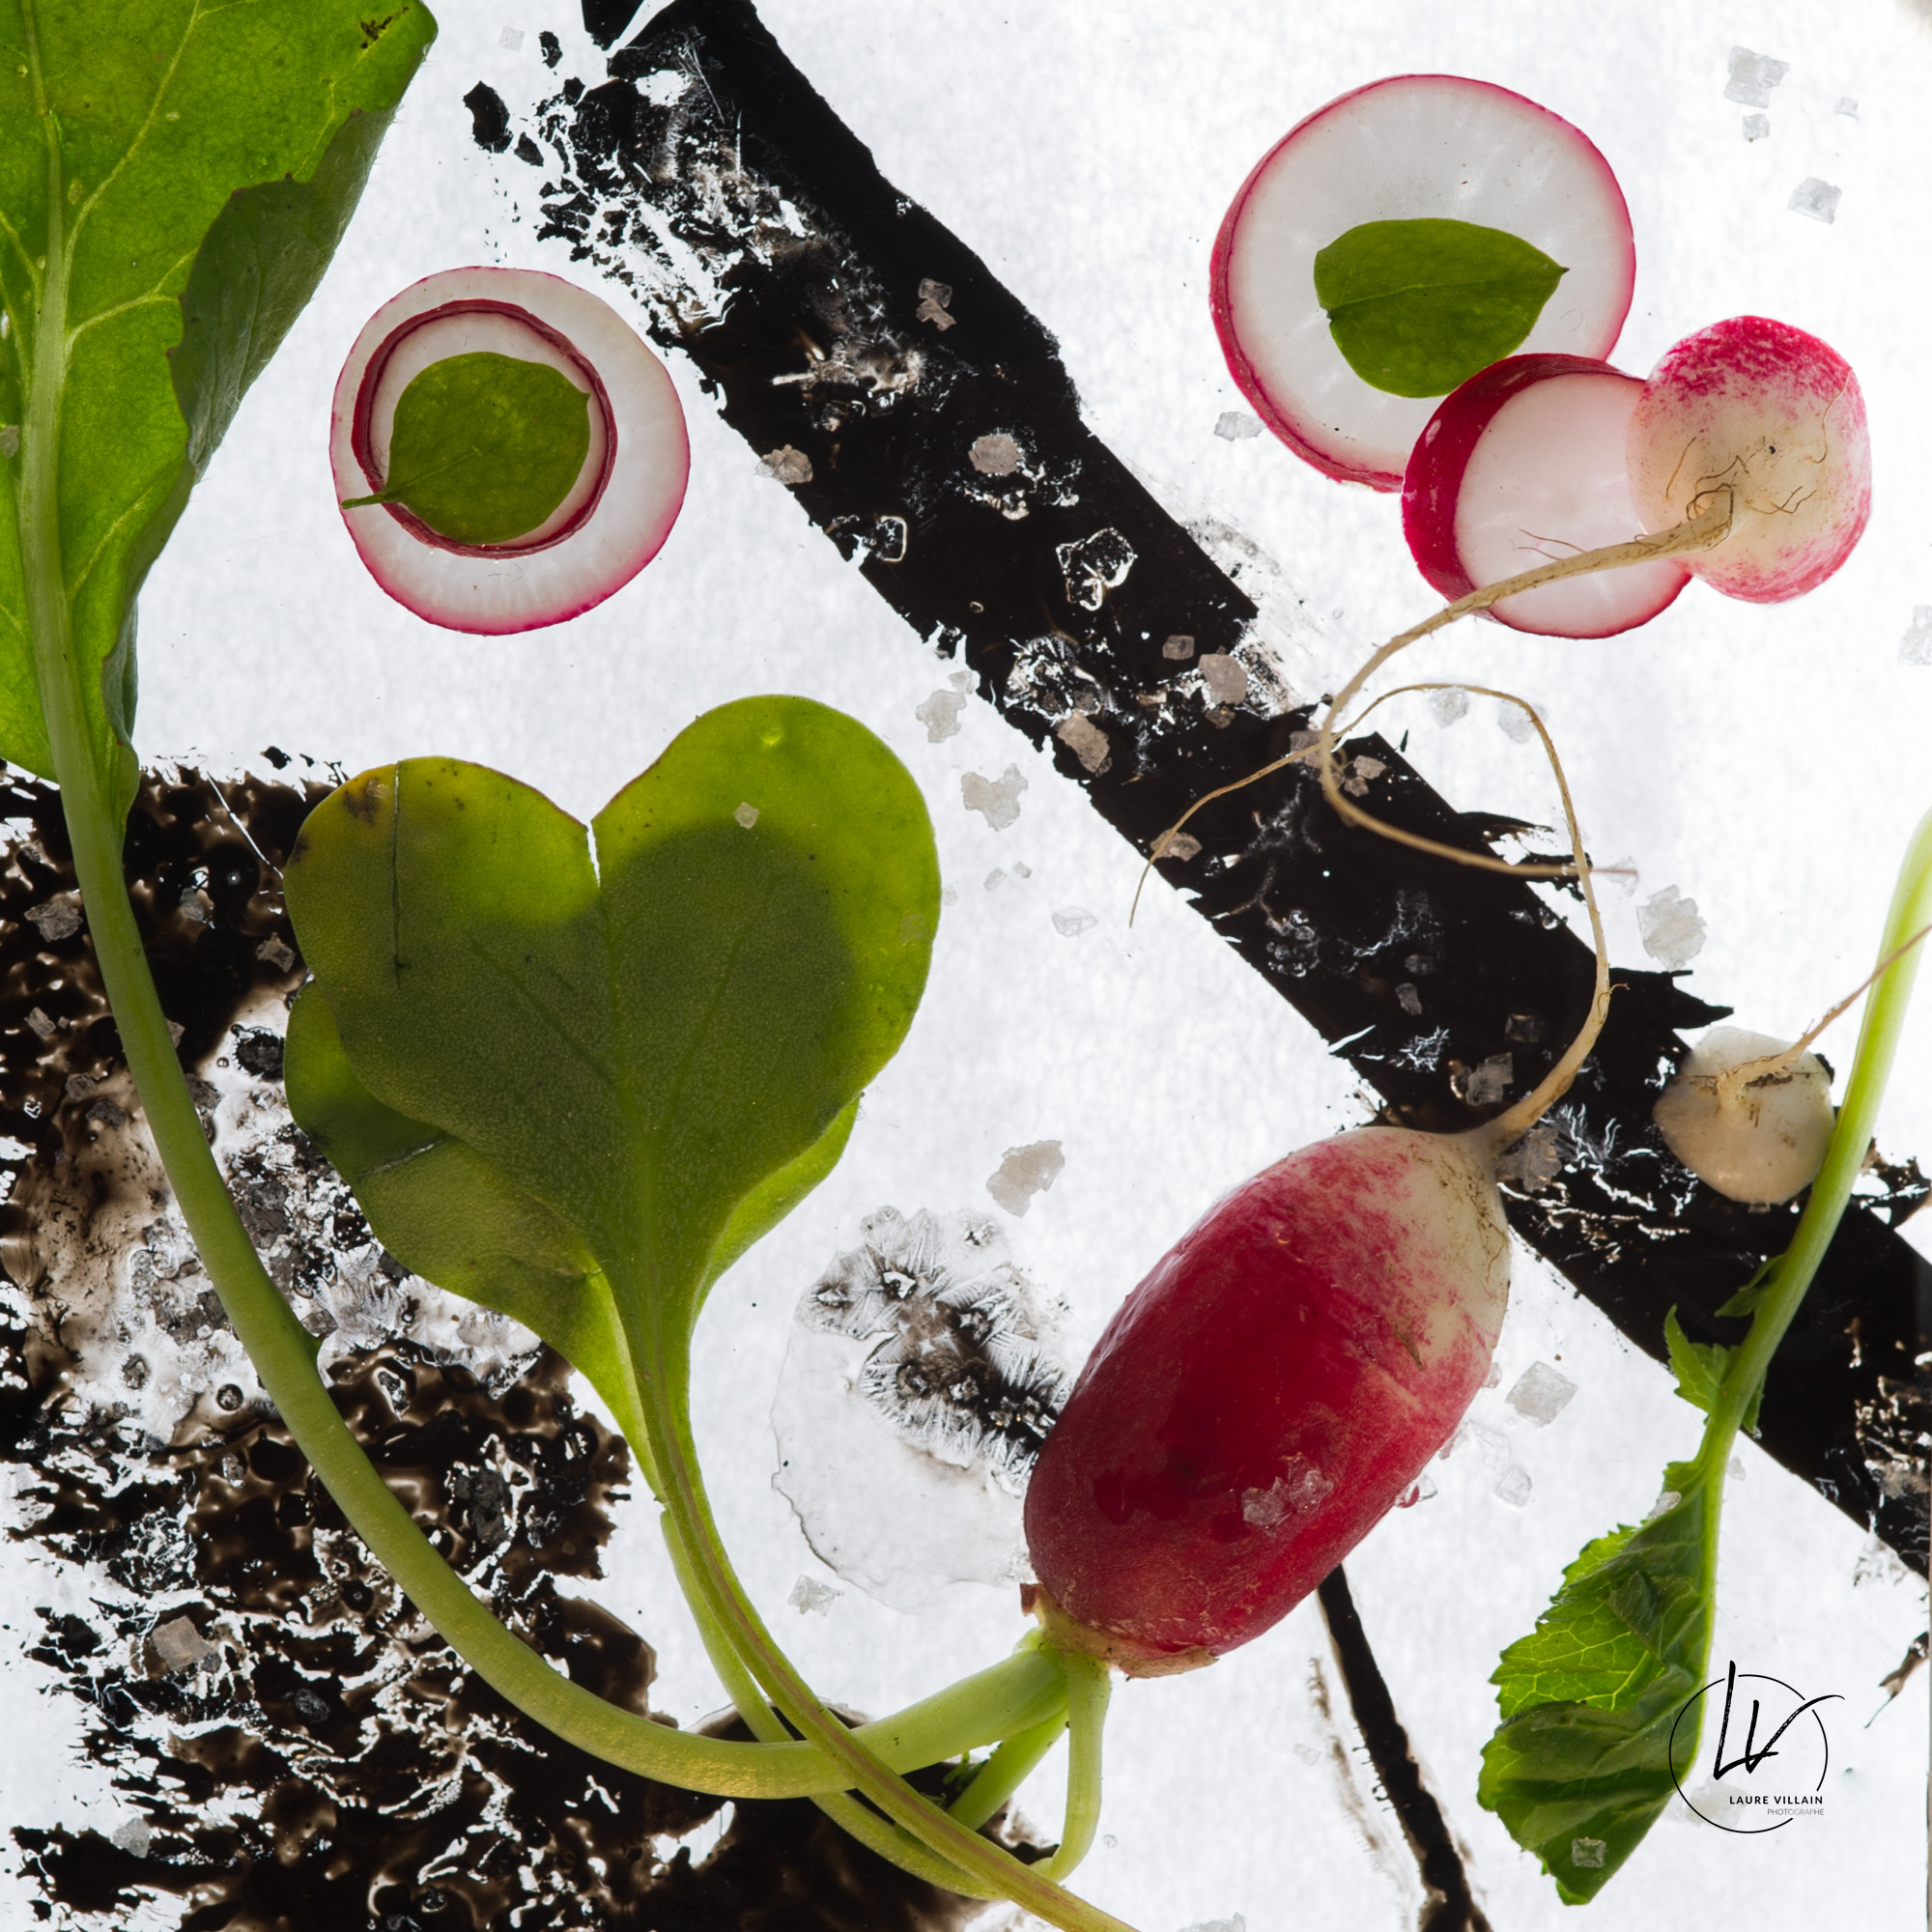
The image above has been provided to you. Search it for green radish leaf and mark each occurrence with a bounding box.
[0,1,436,811]
[284,696,940,1368]
[1714,1250,1782,1320]
[1479,1463,1715,1903]
[1662,1306,1764,1432]
[342,351,592,546]
[1314,217,1566,400]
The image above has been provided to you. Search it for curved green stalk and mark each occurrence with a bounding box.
[947,1713,1067,1833]
[636,1333,1145,1932]
[1039,1648,1112,1883]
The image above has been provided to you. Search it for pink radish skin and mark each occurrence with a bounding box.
[1023,1127,1508,1669]
[1404,354,1690,638]
[1627,316,1870,605]
[331,268,689,635]
[1211,75,1634,491]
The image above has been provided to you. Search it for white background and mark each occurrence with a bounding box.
[4,4,1930,1929]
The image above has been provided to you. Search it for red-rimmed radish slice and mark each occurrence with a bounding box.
[1211,75,1634,492]
[1404,354,1690,639]
[1627,315,1870,605]
[331,267,688,635]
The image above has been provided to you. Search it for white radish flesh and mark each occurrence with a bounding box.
[1211,74,1634,491]
[1627,316,1870,605]
[331,267,689,635]
[1404,354,1690,638]
[1652,1026,1833,1206]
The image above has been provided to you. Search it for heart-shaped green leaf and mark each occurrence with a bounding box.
[284,696,939,1382]
[340,351,592,546]
[1314,217,1567,400]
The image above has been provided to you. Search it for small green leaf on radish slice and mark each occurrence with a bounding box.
[1478,1463,1714,1904]
[1662,1307,1763,1431]
[341,351,591,545]
[1314,218,1567,399]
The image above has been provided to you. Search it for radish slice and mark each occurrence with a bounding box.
[1404,354,1690,638]
[1211,75,1635,492]
[331,268,689,635]
[1626,315,1871,605]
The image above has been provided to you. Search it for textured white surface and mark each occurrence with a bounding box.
[4,3,1929,1928]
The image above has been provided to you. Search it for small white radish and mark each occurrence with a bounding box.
[331,267,688,634]
[1627,315,1870,604]
[1652,1027,1833,1207]
[1211,74,1634,491]
[1404,354,1690,638]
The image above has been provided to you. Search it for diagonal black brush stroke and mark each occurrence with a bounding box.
[488,0,1927,1578]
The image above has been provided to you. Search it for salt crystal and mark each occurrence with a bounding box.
[1724,46,1789,109]
[1442,1418,1509,1467]
[1835,96,1860,118]
[1599,855,1640,896]
[25,1008,53,1039]
[1506,1361,1577,1426]
[1341,754,1385,798]
[256,934,296,971]
[1497,696,1539,742]
[1055,712,1111,774]
[498,24,525,48]
[969,433,1022,476]
[915,688,966,741]
[1181,1915,1246,1932]
[64,1072,98,1100]
[26,895,82,940]
[1155,831,1201,864]
[1161,634,1196,661]
[1057,528,1136,610]
[1011,861,1032,878]
[788,1576,839,1616]
[1898,606,1932,665]
[1396,1474,1437,1507]
[1429,686,1469,726]
[1644,1488,1683,1521]
[151,1614,214,1671]
[1464,1053,1513,1107]
[1214,412,1262,441]
[166,1020,185,1045]
[950,669,972,690]
[1495,1122,1562,1193]
[1396,982,1422,1016]
[1198,653,1249,708]
[1727,1454,1745,1481]
[0,425,17,460]
[984,868,1007,892]
[916,277,955,328]
[1789,177,1840,224]
[758,444,813,486]
[987,1140,1065,1215]
[179,886,213,923]
[1493,1464,1533,1507]
[1051,906,1097,938]
[1292,1743,1320,1765]
[1638,884,1707,969]
[1570,1837,1606,1870]
[1482,1361,1501,1389]
[1742,112,1770,142]
[733,801,759,829]
[960,764,1027,830]
[111,1817,153,1857]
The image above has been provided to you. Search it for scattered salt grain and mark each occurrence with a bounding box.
[987,1140,1065,1216]
[1599,855,1640,896]
[179,886,213,923]
[1898,606,1932,665]
[1644,1488,1683,1522]
[788,1577,840,1616]
[1214,412,1262,440]
[1464,1053,1513,1107]
[1340,754,1384,798]
[758,444,813,486]
[1723,46,1789,109]
[1051,907,1097,938]
[984,868,1007,892]
[1396,1475,1437,1507]
[26,895,82,941]
[1835,97,1860,119]
[970,433,1022,476]
[916,276,955,328]
[1429,686,1468,726]
[64,1072,98,1101]
[1441,1418,1509,1467]
[1496,696,1539,742]
[1180,1914,1246,1932]
[1155,831,1201,864]
[1012,861,1031,879]
[256,934,296,971]
[1638,885,1707,969]
[1198,653,1248,708]
[151,1614,214,1672]
[960,765,1027,830]
[1482,1361,1501,1390]
[24,1008,53,1039]
[1493,1465,1533,1508]
[915,688,966,741]
[1055,712,1111,774]
[1742,112,1770,142]
[1570,1837,1606,1870]
[1727,1455,1745,1482]
[498,24,524,48]
[733,802,759,829]
[1057,527,1136,610]
[1161,634,1196,661]
[1396,982,1422,1016]
[1495,1122,1562,1193]
[1506,1361,1577,1426]
[1292,1743,1321,1765]
[0,425,17,460]
[1789,177,1840,224]
[111,1818,153,1857]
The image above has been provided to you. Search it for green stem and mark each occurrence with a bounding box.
[11,60,1065,1814]
[637,1333,1144,1932]
[947,1714,1067,1833]
[1705,806,1932,1455]
[1039,1648,1112,1883]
